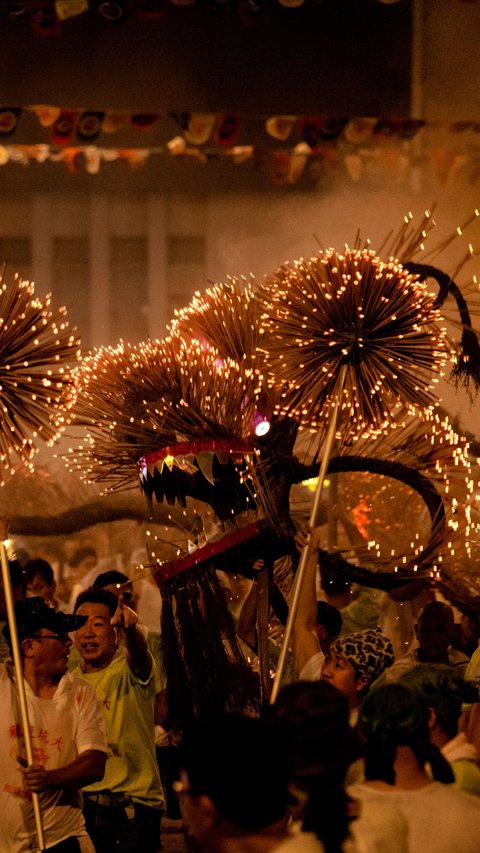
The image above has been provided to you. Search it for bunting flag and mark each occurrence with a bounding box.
[0,0,470,36]
[0,103,428,147]
[76,111,105,142]
[0,135,478,188]
[0,103,479,185]
[0,108,21,137]
[50,110,78,145]
[31,104,62,127]
[55,0,88,19]
[130,113,162,131]
[214,114,241,146]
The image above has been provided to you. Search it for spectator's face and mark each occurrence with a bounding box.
[321,653,366,705]
[23,629,72,681]
[74,602,117,670]
[176,771,215,848]
[27,574,55,605]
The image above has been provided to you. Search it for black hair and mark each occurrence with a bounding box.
[315,600,342,638]
[319,563,351,597]
[267,681,361,853]
[74,586,118,618]
[178,714,291,832]
[400,664,480,740]
[359,683,454,785]
[161,564,260,729]
[9,559,26,594]
[417,600,454,627]
[93,570,131,590]
[24,558,54,587]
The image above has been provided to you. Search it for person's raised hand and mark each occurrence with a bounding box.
[111,593,138,632]
[294,523,322,555]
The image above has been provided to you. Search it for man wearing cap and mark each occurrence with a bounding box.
[0,597,107,852]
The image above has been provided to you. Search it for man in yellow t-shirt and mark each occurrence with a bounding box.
[72,588,164,853]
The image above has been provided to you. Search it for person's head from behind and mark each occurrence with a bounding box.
[359,683,454,785]
[415,601,455,662]
[315,601,342,653]
[321,627,394,709]
[268,680,361,851]
[73,587,119,671]
[93,570,134,607]
[400,663,479,743]
[269,680,359,782]
[177,714,291,849]
[25,558,56,607]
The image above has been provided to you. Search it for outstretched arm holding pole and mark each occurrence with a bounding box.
[270,365,347,704]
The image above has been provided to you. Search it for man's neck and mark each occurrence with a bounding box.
[417,648,449,664]
[24,665,62,699]
[367,746,434,791]
[80,651,116,674]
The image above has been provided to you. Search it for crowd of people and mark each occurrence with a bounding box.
[1,519,480,852]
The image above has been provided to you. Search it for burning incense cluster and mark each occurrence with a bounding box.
[383,207,480,391]
[170,276,261,367]
[58,335,261,494]
[257,248,451,438]
[0,271,80,480]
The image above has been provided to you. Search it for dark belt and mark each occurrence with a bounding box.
[84,791,132,808]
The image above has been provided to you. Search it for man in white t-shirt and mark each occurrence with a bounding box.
[0,597,107,853]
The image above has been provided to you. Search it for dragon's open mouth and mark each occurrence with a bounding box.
[137,438,289,583]
[138,438,260,521]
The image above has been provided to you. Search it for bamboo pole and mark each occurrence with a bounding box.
[270,364,347,704]
[256,559,271,704]
[0,542,45,851]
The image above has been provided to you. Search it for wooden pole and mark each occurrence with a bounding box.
[270,364,347,704]
[0,542,45,851]
[255,559,271,704]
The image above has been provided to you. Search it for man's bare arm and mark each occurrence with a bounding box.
[292,526,322,678]
[21,749,106,793]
